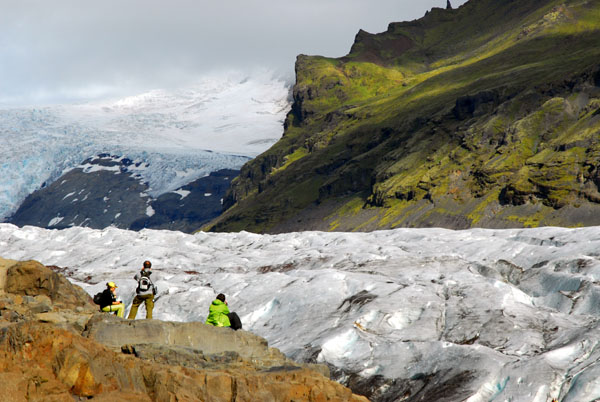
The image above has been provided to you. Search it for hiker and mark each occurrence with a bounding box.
[205,293,243,330]
[205,293,231,327]
[127,260,157,320]
[99,281,125,318]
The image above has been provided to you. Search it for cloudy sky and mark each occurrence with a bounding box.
[0,0,468,105]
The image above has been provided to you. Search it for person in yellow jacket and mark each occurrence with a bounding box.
[205,293,231,327]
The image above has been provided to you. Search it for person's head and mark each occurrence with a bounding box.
[143,260,152,270]
[216,293,226,302]
[107,281,117,292]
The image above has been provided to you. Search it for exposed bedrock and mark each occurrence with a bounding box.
[0,257,366,401]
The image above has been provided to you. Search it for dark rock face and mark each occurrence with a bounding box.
[9,155,150,230]
[7,155,238,233]
[346,29,414,66]
[131,169,238,232]
[594,67,600,87]
[452,91,502,120]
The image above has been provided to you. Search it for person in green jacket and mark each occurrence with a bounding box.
[205,293,231,327]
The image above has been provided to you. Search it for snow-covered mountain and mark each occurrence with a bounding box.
[0,71,291,221]
[2,223,600,401]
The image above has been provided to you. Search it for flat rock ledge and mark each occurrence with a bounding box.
[0,257,368,402]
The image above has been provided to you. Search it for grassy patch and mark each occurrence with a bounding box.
[271,147,309,176]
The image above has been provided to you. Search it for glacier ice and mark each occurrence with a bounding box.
[1,224,600,400]
[0,71,290,220]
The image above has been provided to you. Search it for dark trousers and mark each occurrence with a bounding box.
[127,294,154,319]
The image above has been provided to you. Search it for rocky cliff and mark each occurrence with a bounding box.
[0,257,367,401]
[7,155,238,233]
[205,0,600,233]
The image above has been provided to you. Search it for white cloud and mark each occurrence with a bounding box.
[0,0,468,105]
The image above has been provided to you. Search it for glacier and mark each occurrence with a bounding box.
[0,70,291,221]
[1,223,600,401]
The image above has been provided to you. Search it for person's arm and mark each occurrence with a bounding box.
[220,303,230,315]
[111,292,122,304]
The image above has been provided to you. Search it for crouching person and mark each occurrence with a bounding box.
[100,281,125,318]
[127,260,157,320]
[205,293,242,330]
[205,293,231,327]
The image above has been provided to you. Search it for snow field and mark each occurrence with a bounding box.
[2,224,600,400]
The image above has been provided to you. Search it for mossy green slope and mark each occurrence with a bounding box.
[206,0,600,233]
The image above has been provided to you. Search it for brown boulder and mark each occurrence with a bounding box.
[84,314,286,364]
[3,259,95,310]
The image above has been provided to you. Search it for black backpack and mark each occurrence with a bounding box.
[93,292,103,305]
[227,312,242,331]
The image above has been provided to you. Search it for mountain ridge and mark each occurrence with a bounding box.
[205,0,600,233]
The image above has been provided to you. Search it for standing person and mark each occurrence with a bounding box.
[205,293,231,327]
[100,281,125,318]
[127,260,157,320]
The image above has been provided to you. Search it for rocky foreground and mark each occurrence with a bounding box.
[0,257,367,402]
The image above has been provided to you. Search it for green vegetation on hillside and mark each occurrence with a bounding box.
[205,0,600,233]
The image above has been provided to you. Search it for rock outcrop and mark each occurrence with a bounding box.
[7,155,238,234]
[0,257,367,401]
